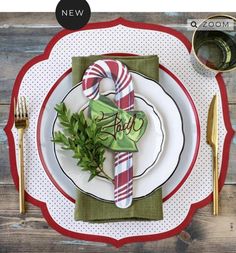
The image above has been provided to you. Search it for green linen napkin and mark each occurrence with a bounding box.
[72,55,159,85]
[72,55,163,221]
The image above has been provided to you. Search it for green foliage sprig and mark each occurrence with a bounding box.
[52,103,113,183]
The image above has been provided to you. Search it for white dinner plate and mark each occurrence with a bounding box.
[38,67,198,201]
[38,70,185,201]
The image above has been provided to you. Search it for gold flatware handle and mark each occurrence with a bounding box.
[18,128,25,214]
[213,146,218,215]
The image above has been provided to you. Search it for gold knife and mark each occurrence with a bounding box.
[207,95,219,215]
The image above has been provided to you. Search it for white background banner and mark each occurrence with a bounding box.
[0,0,235,12]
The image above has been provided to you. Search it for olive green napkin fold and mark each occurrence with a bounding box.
[72,55,159,85]
[72,55,163,221]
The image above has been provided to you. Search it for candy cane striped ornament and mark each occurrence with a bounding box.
[82,59,134,208]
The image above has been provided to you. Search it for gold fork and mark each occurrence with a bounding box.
[14,96,29,214]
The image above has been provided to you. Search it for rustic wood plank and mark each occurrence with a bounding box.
[0,184,236,252]
[230,104,236,131]
[0,28,59,53]
[223,72,236,105]
[0,184,39,212]
[227,105,236,184]
[0,105,11,183]
[0,52,41,104]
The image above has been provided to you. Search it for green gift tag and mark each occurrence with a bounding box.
[89,95,148,152]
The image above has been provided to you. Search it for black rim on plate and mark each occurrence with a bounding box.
[50,71,185,202]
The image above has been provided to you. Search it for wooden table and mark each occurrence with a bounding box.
[0,13,235,252]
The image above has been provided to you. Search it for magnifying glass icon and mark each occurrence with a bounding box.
[191,21,198,28]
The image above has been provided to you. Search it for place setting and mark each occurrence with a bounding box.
[4,16,235,246]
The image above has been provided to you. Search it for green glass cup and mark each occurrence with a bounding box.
[192,15,236,73]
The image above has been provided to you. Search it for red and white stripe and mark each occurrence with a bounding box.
[82,59,134,208]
